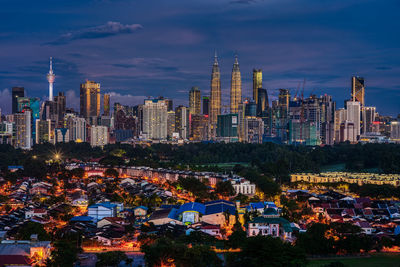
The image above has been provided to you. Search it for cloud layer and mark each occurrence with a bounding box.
[46,21,143,45]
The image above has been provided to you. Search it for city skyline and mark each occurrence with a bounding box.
[0,0,399,116]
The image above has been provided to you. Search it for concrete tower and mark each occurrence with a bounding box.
[210,51,221,135]
[230,55,242,113]
[47,57,55,101]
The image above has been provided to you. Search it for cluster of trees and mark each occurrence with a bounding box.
[349,183,400,199]
[1,142,399,179]
[142,237,222,267]
[295,223,376,255]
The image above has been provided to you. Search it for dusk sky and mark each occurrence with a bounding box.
[0,0,399,115]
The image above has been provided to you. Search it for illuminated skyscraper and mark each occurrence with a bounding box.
[256,88,268,116]
[351,76,365,107]
[47,57,55,101]
[80,80,100,118]
[54,92,66,123]
[12,87,24,114]
[189,87,201,115]
[15,109,31,149]
[253,69,262,104]
[142,99,168,140]
[230,55,242,113]
[103,94,110,116]
[175,105,190,139]
[210,52,221,135]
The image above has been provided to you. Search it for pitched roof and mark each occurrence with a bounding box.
[177,202,206,215]
[249,217,293,232]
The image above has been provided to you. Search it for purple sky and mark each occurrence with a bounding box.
[0,0,399,116]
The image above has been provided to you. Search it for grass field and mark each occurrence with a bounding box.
[308,254,400,267]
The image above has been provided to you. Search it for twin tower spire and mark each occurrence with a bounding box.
[209,52,242,127]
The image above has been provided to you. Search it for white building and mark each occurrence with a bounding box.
[142,99,168,140]
[340,120,356,143]
[90,125,109,147]
[231,179,256,195]
[66,115,87,142]
[391,121,400,142]
[346,100,361,139]
[54,128,70,143]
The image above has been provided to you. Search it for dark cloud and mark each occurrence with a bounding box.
[376,66,392,70]
[230,0,258,4]
[45,21,143,45]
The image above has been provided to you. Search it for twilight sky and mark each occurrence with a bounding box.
[0,0,399,115]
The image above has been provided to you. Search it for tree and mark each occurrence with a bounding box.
[215,181,235,197]
[96,251,128,267]
[16,221,50,241]
[227,235,307,267]
[46,240,79,267]
[104,168,119,178]
[142,237,222,267]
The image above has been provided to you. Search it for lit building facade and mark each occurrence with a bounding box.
[15,110,31,149]
[351,76,365,107]
[230,55,242,113]
[210,53,221,137]
[142,99,168,140]
[80,80,100,118]
[90,125,109,147]
[189,87,201,115]
[252,69,262,104]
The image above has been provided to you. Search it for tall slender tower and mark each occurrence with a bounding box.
[47,57,55,101]
[210,51,221,134]
[230,55,242,113]
[253,69,262,104]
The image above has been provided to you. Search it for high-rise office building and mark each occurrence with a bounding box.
[244,117,264,144]
[252,69,262,104]
[80,80,100,118]
[217,113,238,142]
[210,52,221,135]
[15,109,31,149]
[363,106,376,133]
[175,106,190,140]
[190,114,209,141]
[142,99,168,140]
[54,92,66,123]
[277,89,290,142]
[256,88,268,116]
[35,119,51,144]
[390,121,400,141]
[334,108,347,143]
[66,115,87,142]
[12,87,24,114]
[340,121,356,143]
[230,55,242,113]
[189,87,201,115]
[17,97,40,143]
[90,125,109,147]
[54,128,70,143]
[202,96,210,115]
[167,111,176,139]
[346,100,361,139]
[351,76,365,107]
[103,94,110,116]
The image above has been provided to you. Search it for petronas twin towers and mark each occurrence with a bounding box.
[209,52,242,127]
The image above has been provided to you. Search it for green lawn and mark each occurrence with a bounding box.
[308,254,400,267]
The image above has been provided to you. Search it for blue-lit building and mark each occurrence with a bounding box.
[17,97,40,143]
